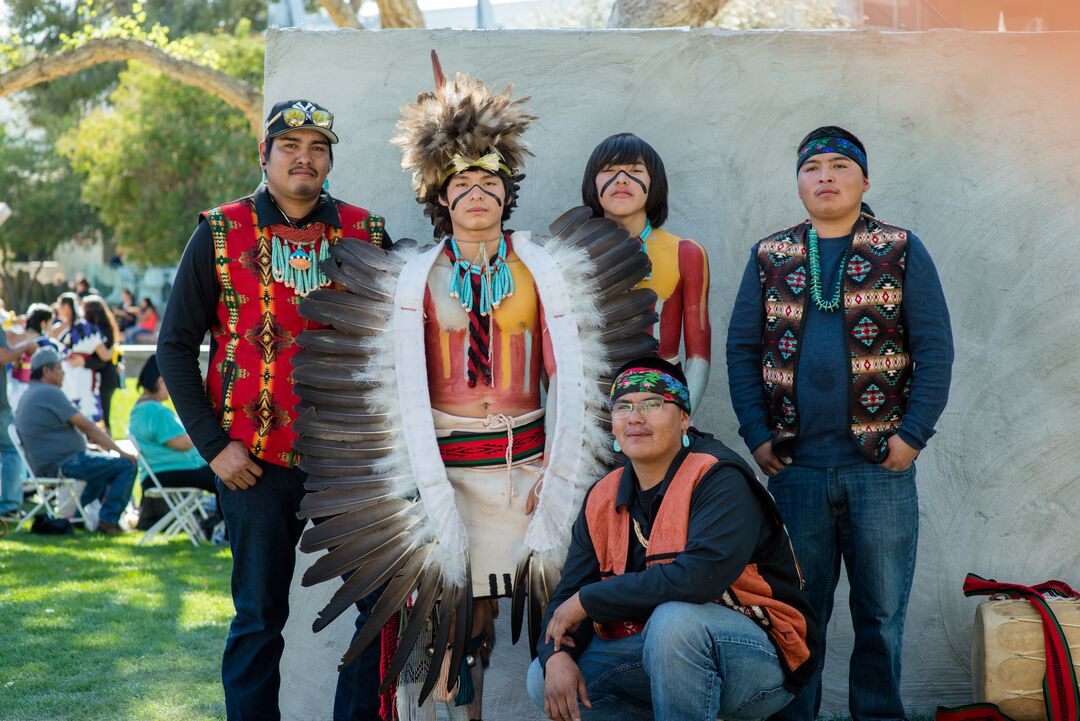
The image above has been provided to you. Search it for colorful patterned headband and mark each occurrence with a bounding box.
[610,367,691,413]
[797,137,868,177]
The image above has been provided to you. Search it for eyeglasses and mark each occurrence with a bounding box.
[610,398,678,418]
[265,107,334,131]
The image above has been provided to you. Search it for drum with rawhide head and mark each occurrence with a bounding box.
[972,599,1080,721]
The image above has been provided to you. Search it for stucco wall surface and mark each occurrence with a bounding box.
[266,27,1080,719]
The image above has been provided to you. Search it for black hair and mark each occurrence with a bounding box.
[798,126,867,159]
[57,292,81,320]
[137,354,162,393]
[141,297,157,312]
[25,303,53,334]
[81,294,119,347]
[581,133,669,228]
[430,170,522,239]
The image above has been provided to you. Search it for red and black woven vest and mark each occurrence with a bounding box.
[202,196,384,468]
[757,214,911,463]
[585,451,818,687]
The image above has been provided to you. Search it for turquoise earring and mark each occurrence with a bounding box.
[613,439,621,453]
[323,178,330,191]
[682,432,690,448]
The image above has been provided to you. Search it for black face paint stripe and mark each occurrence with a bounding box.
[450,184,504,210]
[600,169,648,197]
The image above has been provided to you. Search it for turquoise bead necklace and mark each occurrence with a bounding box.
[448,235,514,315]
[807,227,847,313]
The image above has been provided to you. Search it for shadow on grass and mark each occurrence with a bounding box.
[0,532,232,721]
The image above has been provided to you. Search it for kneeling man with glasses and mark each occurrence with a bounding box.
[528,357,820,721]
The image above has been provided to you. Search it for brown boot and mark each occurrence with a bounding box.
[97,520,126,536]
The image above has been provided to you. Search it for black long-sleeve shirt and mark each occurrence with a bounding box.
[536,437,767,672]
[157,185,390,463]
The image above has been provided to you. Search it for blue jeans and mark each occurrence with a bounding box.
[0,409,23,515]
[216,460,381,721]
[765,462,918,721]
[58,450,136,525]
[527,601,794,721]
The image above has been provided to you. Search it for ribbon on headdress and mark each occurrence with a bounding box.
[439,151,513,184]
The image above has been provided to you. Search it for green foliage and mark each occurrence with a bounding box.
[0,127,102,309]
[0,531,232,720]
[1,0,267,135]
[58,28,264,265]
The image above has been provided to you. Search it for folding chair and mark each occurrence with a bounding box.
[130,437,210,547]
[8,424,88,531]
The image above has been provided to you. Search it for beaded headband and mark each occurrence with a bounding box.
[610,367,691,413]
[797,137,868,177]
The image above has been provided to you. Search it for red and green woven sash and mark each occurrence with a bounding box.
[438,417,545,467]
[936,573,1080,721]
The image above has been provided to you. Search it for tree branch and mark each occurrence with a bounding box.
[0,37,264,135]
[608,0,730,27]
[376,0,425,28]
[317,0,363,29]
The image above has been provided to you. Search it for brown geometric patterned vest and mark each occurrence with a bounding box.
[756,214,912,462]
[202,197,384,467]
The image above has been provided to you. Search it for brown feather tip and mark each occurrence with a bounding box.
[431,50,445,91]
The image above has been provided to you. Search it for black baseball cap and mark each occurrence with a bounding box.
[263,99,339,144]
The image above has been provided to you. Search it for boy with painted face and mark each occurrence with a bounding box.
[582,133,712,414]
[288,55,654,719]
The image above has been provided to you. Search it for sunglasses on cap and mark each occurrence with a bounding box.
[265,107,334,131]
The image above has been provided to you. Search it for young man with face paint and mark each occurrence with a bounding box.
[157,99,389,721]
[582,133,712,415]
[726,126,954,721]
[288,56,651,718]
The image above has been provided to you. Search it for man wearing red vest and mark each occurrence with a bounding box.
[528,357,819,721]
[158,99,387,721]
[726,127,954,721]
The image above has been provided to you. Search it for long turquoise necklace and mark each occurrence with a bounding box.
[447,235,514,316]
[807,227,847,312]
[269,224,332,297]
[639,220,653,280]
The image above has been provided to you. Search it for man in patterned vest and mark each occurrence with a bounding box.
[158,99,388,721]
[726,126,953,721]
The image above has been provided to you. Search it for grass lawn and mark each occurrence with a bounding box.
[109,377,148,441]
[0,532,232,720]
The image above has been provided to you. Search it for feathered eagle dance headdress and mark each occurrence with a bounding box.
[391,51,536,234]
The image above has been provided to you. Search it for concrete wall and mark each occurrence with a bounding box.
[268,28,1080,718]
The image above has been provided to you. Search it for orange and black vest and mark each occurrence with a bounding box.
[757,213,911,462]
[202,196,384,468]
[584,448,820,689]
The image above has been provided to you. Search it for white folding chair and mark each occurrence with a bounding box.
[8,424,88,531]
[130,437,209,547]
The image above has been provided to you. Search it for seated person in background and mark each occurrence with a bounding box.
[14,347,137,535]
[528,357,820,721]
[113,288,138,331]
[0,324,54,521]
[123,297,158,343]
[128,355,217,527]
